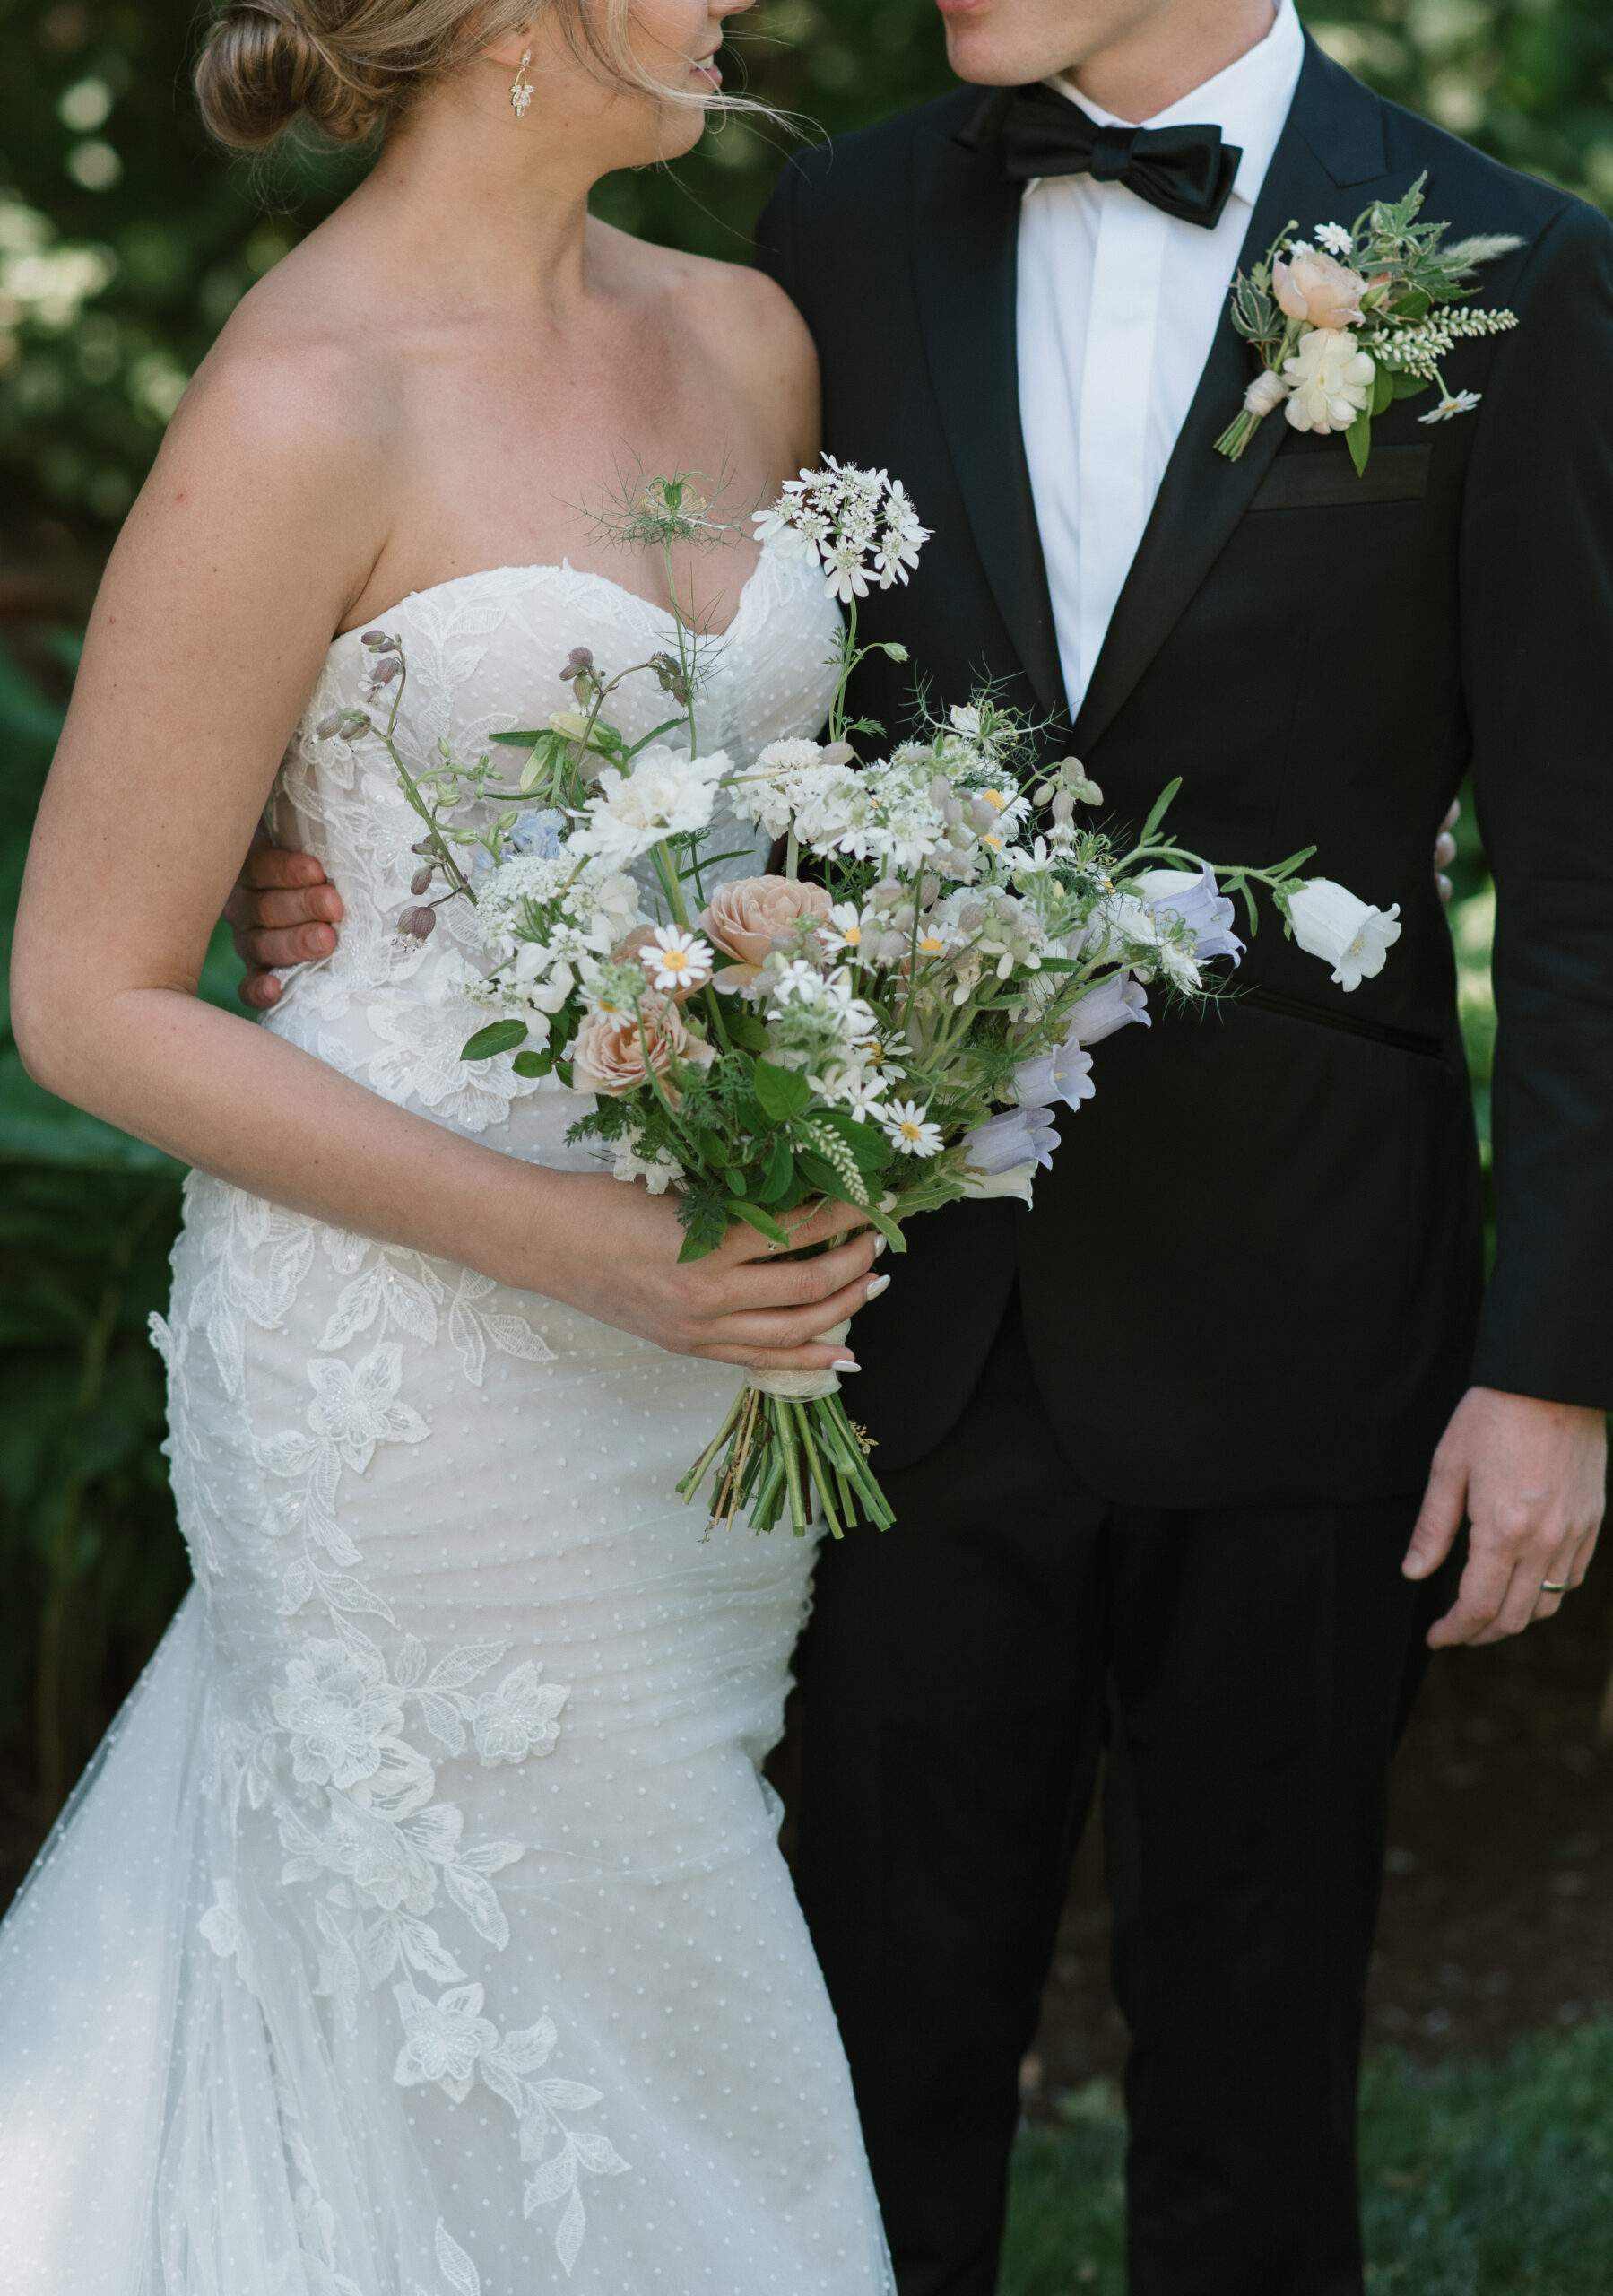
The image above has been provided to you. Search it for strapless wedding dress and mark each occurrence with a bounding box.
[0,544,897,2296]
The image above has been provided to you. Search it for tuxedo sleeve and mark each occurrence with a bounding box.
[1464,196,1613,1410]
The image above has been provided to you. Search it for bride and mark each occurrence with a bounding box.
[3,3,895,2289]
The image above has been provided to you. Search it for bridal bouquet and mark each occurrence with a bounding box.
[1215,174,1521,469]
[326,465,1400,1539]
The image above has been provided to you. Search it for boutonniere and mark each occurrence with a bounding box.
[1215,175,1522,470]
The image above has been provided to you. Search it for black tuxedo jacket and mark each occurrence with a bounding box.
[758,38,1613,1508]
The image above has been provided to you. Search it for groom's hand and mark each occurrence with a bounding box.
[1404,1387,1607,1645]
[224,824,344,1010]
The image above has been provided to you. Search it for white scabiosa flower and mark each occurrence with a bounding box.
[1286,878,1402,990]
[880,1099,944,1158]
[1282,329,1376,433]
[568,747,728,870]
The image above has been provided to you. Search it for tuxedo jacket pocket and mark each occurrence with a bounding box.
[1250,444,1433,513]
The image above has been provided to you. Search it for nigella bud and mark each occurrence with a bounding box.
[410,865,434,895]
[315,711,348,740]
[398,905,437,941]
[360,630,395,651]
[369,657,400,686]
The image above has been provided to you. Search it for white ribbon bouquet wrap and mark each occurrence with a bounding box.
[333,464,1400,1540]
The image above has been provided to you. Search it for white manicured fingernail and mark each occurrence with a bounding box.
[865,1274,891,1300]
[873,1236,888,1258]
[835,1359,861,1373]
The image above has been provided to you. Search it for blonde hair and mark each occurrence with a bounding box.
[195,0,661,152]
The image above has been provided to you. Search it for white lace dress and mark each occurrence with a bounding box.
[0,545,897,2296]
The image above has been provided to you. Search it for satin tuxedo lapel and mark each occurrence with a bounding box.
[1071,39,1388,754]
[909,112,1066,721]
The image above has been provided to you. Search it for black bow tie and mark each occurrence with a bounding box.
[958,83,1242,230]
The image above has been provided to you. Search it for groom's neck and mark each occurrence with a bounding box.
[939,0,1279,124]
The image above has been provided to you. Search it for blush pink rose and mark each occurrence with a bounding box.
[1273,246,1368,331]
[572,994,712,1103]
[699,876,833,969]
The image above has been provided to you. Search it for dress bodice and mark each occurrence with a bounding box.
[264,541,841,1162]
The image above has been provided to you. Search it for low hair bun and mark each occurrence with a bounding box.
[195,0,391,152]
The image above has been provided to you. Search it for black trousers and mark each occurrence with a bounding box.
[792,1297,1459,2296]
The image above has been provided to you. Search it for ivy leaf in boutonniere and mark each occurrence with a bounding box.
[1214,176,1524,470]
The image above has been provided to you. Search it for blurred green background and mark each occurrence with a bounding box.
[0,0,1597,1872]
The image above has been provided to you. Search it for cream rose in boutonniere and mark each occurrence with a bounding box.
[1215,175,1523,472]
[1273,245,1368,331]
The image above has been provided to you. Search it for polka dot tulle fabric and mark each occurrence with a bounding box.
[0,549,896,2294]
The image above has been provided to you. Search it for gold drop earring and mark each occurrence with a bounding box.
[509,48,533,117]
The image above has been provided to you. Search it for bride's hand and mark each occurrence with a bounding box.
[518,1178,882,1375]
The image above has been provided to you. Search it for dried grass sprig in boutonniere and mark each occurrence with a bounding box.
[1215,176,1522,470]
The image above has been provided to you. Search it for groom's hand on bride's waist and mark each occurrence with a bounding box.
[225,823,345,1009]
[1404,1387,1607,1647]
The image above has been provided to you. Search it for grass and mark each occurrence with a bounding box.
[1002,2023,1613,2295]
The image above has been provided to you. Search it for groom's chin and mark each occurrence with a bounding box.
[934,0,1085,89]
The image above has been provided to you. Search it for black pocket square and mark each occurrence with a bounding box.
[1250,444,1432,512]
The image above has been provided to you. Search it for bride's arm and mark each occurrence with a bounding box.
[12,354,877,1374]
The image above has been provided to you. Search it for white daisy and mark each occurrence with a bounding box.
[880,1099,944,1158]
[639,926,714,994]
[1418,387,1482,424]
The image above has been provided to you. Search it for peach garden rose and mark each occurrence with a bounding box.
[699,875,833,970]
[572,993,712,1103]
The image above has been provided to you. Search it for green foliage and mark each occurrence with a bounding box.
[1001,2022,1613,2294]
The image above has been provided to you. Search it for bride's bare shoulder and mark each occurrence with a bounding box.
[134,230,396,597]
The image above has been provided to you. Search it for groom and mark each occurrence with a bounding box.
[230,1,1613,2288]
[753,2,1612,2292]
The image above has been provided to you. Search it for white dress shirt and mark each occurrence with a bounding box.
[1016,0,1305,717]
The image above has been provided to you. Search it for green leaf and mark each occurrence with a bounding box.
[796,1152,846,1202]
[1137,778,1183,847]
[724,1198,790,1247]
[1372,362,1396,417]
[512,1048,551,1078]
[752,1060,812,1120]
[757,1137,795,1204]
[814,1108,892,1173]
[1392,371,1431,401]
[488,729,547,745]
[1347,410,1373,476]
[461,1020,528,1062]
[723,1007,771,1052]
[862,1203,907,1255]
